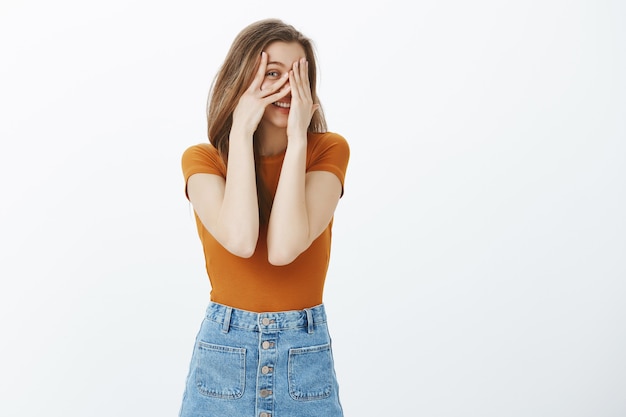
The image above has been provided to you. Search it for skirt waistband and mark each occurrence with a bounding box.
[205,302,327,333]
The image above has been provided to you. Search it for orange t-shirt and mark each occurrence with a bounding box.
[181,132,350,312]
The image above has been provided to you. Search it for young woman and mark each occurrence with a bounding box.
[179,19,349,417]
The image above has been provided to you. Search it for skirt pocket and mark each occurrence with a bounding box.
[288,343,333,401]
[195,341,246,399]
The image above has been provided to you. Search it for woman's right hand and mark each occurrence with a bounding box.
[231,51,291,136]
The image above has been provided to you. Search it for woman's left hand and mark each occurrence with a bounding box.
[287,58,320,140]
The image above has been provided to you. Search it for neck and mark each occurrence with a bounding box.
[256,124,288,156]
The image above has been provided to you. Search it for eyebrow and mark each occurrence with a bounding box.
[267,61,287,67]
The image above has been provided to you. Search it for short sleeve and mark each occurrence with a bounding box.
[181,143,226,199]
[307,132,350,196]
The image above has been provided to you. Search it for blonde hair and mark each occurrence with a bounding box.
[206,18,327,223]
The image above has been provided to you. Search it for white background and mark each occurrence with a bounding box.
[1,0,625,416]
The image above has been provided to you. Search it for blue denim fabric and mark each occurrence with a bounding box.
[179,302,344,417]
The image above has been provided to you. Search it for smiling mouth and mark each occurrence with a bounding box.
[273,101,291,108]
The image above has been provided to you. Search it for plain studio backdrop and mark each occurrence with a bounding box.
[1,0,624,416]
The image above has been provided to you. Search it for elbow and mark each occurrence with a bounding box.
[268,238,311,265]
[267,247,299,266]
[230,244,256,259]
[220,234,258,259]
[267,234,314,266]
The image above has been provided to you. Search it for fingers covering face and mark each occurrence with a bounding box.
[290,58,312,101]
[249,52,314,106]
[248,52,268,91]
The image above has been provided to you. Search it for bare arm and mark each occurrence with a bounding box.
[267,57,342,265]
[187,131,259,257]
[267,141,342,265]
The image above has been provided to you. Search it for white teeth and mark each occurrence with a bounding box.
[273,101,291,108]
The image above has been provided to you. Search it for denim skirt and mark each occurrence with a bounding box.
[179,302,344,417]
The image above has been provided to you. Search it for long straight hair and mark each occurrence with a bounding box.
[206,18,327,224]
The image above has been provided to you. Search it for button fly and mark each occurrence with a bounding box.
[259,389,272,398]
[261,365,272,374]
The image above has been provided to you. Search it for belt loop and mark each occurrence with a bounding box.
[305,308,314,334]
[222,306,232,334]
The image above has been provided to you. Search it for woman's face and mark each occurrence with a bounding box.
[259,41,307,130]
